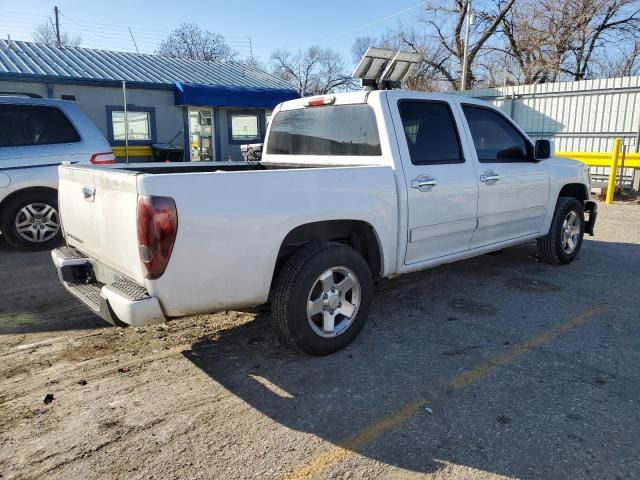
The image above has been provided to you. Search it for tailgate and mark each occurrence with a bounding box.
[58,165,145,284]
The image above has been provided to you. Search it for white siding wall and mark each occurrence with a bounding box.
[458,76,640,154]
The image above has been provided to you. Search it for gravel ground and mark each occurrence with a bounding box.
[1,201,639,480]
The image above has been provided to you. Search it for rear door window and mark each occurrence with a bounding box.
[398,101,463,165]
[267,104,381,156]
[0,104,81,148]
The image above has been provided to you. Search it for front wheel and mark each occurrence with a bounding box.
[271,242,373,356]
[537,196,585,265]
[0,191,63,251]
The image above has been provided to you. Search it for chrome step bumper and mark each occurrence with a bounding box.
[52,247,166,327]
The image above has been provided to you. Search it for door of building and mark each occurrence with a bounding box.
[188,108,215,161]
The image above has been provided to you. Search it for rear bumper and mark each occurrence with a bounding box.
[584,200,597,236]
[51,247,166,327]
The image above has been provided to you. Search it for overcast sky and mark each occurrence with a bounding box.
[0,0,425,67]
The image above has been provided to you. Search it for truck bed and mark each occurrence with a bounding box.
[57,161,399,317]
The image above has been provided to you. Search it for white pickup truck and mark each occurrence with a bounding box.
[52,90,596,355]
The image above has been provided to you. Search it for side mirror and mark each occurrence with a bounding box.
[534,139,551,160]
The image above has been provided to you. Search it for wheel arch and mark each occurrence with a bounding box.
[558,183,589,202]
[0,186,58,213]
[271,220,383,290]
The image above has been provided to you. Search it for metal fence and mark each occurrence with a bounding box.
[458,76,640,190]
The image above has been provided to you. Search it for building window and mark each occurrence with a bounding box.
[106,106,156,145]
[227,110,263,144]
[112,111,151,141]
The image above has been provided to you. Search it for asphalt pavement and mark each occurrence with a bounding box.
[1,201,639,480]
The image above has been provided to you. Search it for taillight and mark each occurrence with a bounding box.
[90,152,117,164]
[136,196,178,279]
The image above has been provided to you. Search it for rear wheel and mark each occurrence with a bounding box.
[0,191,62,251]
[271,242,372,355]
[537,196,585,265]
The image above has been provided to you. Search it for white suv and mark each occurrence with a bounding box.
[0,95,114,251]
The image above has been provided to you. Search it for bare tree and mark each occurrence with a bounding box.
[501,0,640,82]
[350,1,516,91]
[595,39,640,76]
[416,0,517,89]
[500,3,560,83]
[351,36,377,64]
[570,0,639,79]
[157,23,235,62]
[242,55,267,71]
[270,46,354,96]
[616,40,640,76]
[33,22,81,47]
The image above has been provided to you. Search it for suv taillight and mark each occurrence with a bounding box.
[136,196,178,279]
[90,152,116,164]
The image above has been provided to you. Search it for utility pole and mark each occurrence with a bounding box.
[122,81,129,164]
[248,37,254,63]
[54,6,61,47]
[460,1,472,91]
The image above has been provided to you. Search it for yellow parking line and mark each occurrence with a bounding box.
[277,304,605,480]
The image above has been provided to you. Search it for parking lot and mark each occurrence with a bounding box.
[0,201,639,480]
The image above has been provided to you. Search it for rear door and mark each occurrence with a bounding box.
[387,92,479,265]
[58,165,145,284]
[457,103,549,248]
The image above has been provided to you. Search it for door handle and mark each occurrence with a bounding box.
[82,185,96,202]
[480,171,500,185]
[411,175,437,192]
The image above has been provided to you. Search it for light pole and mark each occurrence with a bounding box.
[460,1,472,91]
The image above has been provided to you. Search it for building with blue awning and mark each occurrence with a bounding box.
[0,40,299,161]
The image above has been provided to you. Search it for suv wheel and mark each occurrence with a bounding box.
[0,191,63,251]
[272,242,373,356]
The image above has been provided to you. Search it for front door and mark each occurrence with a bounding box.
[387,93,479,265]
[188,108,215,161]
[457,103,549,249]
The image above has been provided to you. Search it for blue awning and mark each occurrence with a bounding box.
[174,82,299,108]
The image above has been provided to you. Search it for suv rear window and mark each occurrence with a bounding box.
[267,104,381,156]
[0,104,81,148]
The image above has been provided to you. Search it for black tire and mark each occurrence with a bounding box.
[537,196,585,265]
[0,191,63,251]
[271,242,373,356]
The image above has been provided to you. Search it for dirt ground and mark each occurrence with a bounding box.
[1,201,639,480]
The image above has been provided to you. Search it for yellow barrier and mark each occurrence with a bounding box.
[605,139,621,204]
[111,146,153,157]
[557,148,640,169]
[557,138,639,204]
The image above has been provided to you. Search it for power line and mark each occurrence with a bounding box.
[0,9,254,55]
[1,9,253,41]
[0,29,252,58]
[314,1,425,44]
